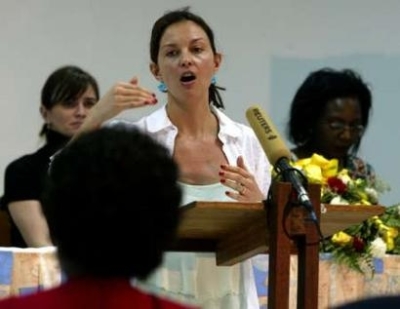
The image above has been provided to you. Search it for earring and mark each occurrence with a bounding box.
[157,81,168,93]
[211,76,217,85]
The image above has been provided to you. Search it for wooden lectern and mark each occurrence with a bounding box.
[170,182,385,309]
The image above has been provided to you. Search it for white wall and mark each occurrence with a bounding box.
[1,0,400,205]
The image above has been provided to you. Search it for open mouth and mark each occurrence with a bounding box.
[180,72,196,83]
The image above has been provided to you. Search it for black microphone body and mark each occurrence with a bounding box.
[246,105,317,221]
[275,157,317,221]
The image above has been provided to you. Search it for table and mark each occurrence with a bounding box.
[1,247,400,308]
[0,247,61,298]
[252,254,400,308]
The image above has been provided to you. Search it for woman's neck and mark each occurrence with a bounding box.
[166,100,218,139]
[45,129,71,147]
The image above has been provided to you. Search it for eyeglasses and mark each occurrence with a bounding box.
[326,120,364,135]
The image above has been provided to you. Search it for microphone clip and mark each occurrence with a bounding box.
[273,157,318,224]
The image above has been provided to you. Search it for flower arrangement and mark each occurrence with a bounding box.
[292,153,398,274]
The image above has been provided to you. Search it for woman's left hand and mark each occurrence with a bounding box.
[219,156,264,202]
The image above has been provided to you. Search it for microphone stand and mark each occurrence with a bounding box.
[264,180,322,309]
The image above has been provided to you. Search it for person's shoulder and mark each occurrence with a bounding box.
[230,121,255,136]
[135,105,167,123]
[5,142,51,175]
[347,154,375,173]
[4,152,39,175]
[5,141,51,171]
[140,106,172,130]
[215,108,255,136]
[3,147,50,202]
[119,105,172,133]
[348,154,369,164]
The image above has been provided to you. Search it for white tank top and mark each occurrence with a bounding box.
[178,182,235,207]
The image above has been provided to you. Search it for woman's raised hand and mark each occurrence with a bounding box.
[84,77,157,129]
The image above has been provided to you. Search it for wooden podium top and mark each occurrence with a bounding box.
[320,204,385,237]
[172,201,385,265]
[177,201,264,239]
[177,201,385,239]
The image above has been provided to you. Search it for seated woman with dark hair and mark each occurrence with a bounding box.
[287,67,375,184]
[1,65,99,247]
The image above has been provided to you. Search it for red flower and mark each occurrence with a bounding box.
[327,177,347,194]
[353,236,365,252]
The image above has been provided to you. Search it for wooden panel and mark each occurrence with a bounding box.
[177,201,386,240]
[321,205,385,237]
[177,201,264,239]
[173,201,386,265]
[216,214,268,265]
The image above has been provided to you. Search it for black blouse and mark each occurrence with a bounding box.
[0,130,69,247]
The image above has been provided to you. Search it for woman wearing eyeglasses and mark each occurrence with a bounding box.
[286,67,374,184]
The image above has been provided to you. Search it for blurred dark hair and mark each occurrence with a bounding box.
[40,65,100,136]
[287,67,372,154]
[150,7,225,108]
[43,125,181,279]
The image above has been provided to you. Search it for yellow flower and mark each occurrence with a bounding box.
[337,169,352,184]
[309,153,330,166]
[293,158,311,168]
[373,217,384,228]
[309,154,339,179]
[293,154,339,184]
[356,191,369,201]
[321,158,339,178]
[302,164,324,184]
[382,226,398,238]
[293,152,380,207]
[385,237,395,251]
[382,228,397,251]
[291,152,399,274]
[331,231,353,246]
[388,227,399,238]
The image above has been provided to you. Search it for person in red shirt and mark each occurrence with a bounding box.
[0,125,197,309]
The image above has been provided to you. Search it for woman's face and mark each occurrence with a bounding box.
[313,97,364,159]
[151,20,221,103]
[41,85,97,137]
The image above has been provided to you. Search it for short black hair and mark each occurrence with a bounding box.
[287,67,372,154]
[43,125,181,279]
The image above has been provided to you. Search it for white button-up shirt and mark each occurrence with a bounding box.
[112,105,271,196]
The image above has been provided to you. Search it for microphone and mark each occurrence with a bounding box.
[245,105,317,222]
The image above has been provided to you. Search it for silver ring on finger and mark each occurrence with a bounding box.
[238,183,247,195]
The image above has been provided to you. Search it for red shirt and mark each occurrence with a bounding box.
[0,277,198,309]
